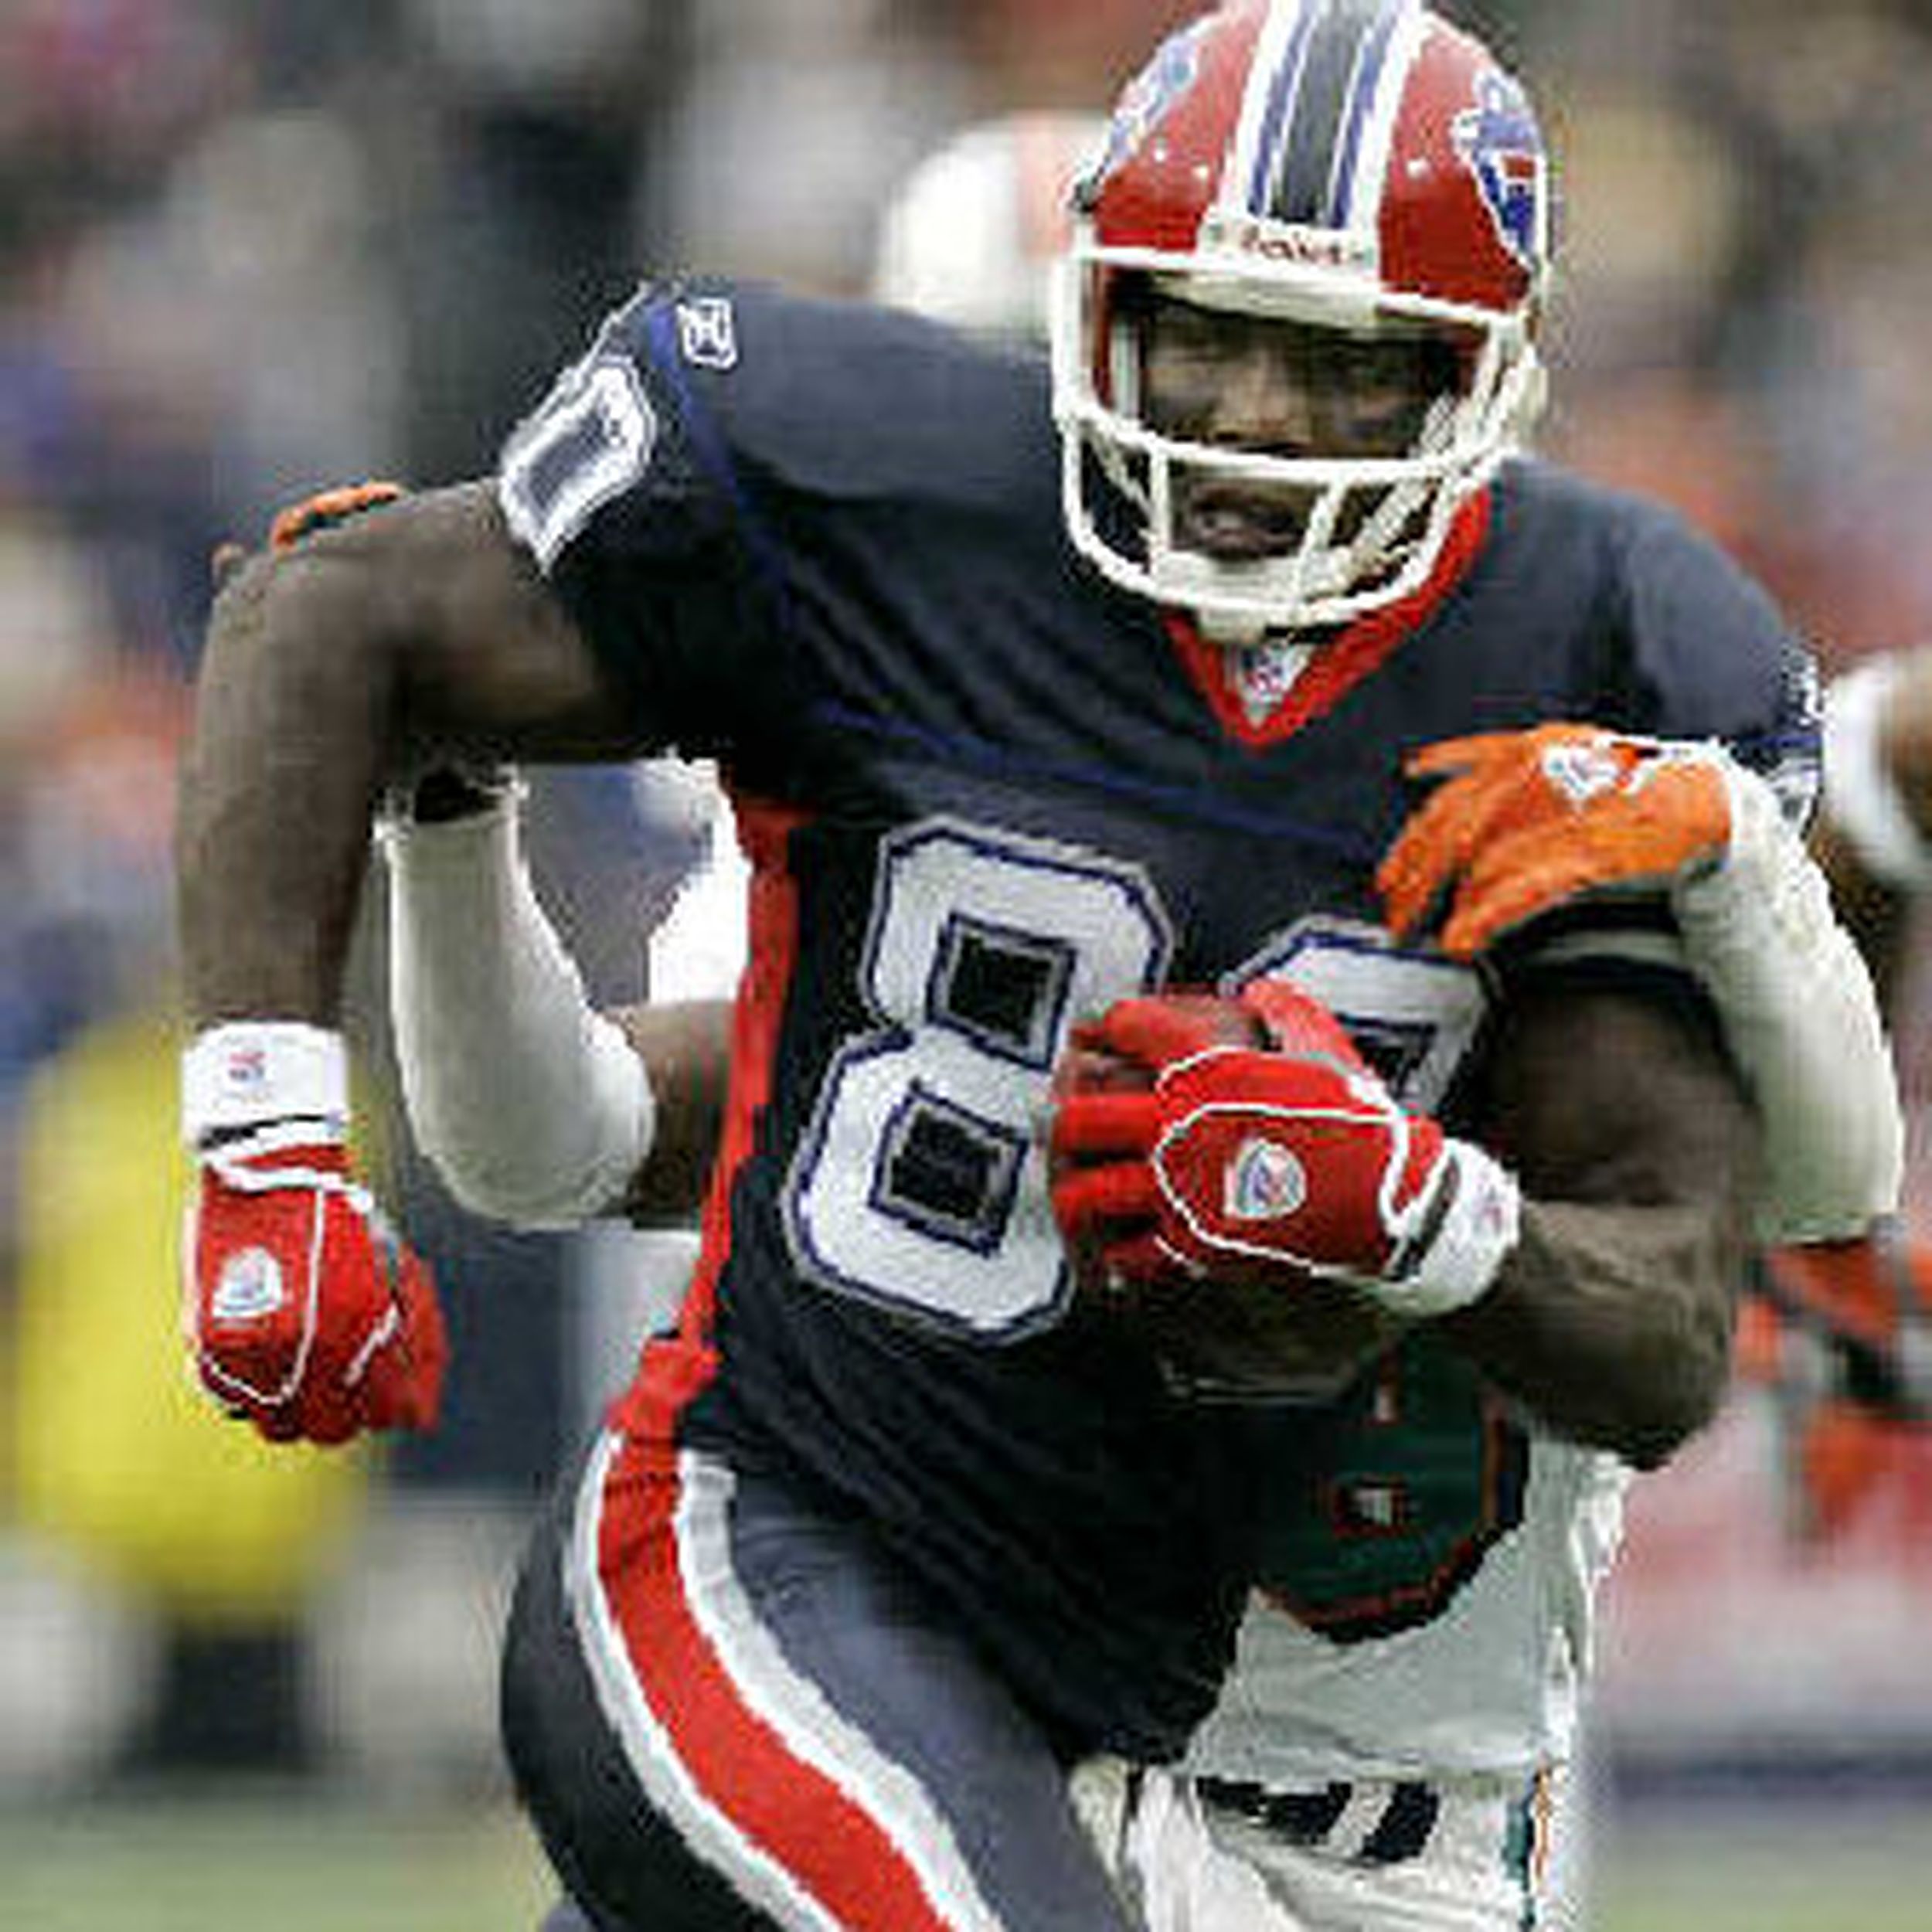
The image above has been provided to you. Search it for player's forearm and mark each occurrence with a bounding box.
[1442,978,1759,1468]
[1441,1197,1743,1468]
[182,481,646,1030]
[382,782,730,1226]
[178,549,396,1025]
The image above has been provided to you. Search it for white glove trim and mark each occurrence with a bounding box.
[1148,1063,1519,1318]
[379,783,655,1229]
[1378,1138,1521,1318]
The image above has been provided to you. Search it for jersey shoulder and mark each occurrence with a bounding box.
[572,277,1054,511]
[1495,461,1820,803]
[495,278,1068,750]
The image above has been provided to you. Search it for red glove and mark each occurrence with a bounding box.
[182,1025,446,1445]
[1377,723,1736,958]
[1051,982,1519,1317]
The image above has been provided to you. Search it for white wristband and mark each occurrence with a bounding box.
[379,784,655,1229]
[182,1022,349,1146]
[1822,656,1932,890]
[1369,1137,1521,1319]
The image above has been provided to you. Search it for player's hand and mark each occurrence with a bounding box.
[212,478,406,590]
[188,1131,447,1444]
[268,479,406,552]
[1049,982,1518,1318]
[182,1022,445,1446]
[1377,723,1736,958]
[1744,1234,1932,1542]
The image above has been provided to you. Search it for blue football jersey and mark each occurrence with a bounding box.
[497,279,1818,1757]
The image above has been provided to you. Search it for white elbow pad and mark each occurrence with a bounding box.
[1672,761,1903,1242]
[379,782,654,1229]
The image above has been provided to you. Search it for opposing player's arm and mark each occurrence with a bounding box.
[179,480,645,1027]
[1442,971,1753,1468]
[379,767,731,1226]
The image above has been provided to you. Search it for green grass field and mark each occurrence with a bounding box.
[0,1790,552,1932]
[2,1787,1926,1930]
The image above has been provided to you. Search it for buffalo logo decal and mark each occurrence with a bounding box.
[1079,19,1211,205]
[1451,70,1546,270]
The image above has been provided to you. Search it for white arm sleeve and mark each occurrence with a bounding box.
[1672,760,1903,1243]
[379,783,654,1230]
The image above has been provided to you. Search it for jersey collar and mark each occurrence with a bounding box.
[1162,486,1495,750]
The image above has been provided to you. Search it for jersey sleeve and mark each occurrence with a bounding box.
[1493,498,1821,1012]
[493,281,794,757]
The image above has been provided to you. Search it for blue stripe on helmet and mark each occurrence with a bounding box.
[1328,0,1410,224]
[1247,1,1321,216]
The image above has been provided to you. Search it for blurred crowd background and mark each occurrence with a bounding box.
[3,0,1931,1883]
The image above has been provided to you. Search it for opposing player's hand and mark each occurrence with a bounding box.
[1743,1234,1932,1542]
[1377,723,1736,958]
[182,1023,446,1446]
[1049,983,1518,1318]
[268,478,406,552]
[212,478,406,590]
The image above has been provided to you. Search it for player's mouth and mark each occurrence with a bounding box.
[1173,481,1311,561]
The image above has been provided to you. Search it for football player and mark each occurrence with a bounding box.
[376,87,1911,1927]
[175,6,1898,1931]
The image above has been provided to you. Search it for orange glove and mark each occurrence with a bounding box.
[1377,724,1735,958]
[1747,1235,1932,1545]
[212,480,405,590]
[268,479,405,551]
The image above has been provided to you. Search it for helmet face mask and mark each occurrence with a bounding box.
[1051,0,1551,640]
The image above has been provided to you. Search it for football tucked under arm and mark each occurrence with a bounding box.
[1048,987,1517,1399]
[1051,974,1756,1465]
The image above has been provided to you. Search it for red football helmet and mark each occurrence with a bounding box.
[1051,0,1550,637]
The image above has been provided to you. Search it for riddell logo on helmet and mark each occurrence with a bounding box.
[1203,213,1372,272]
